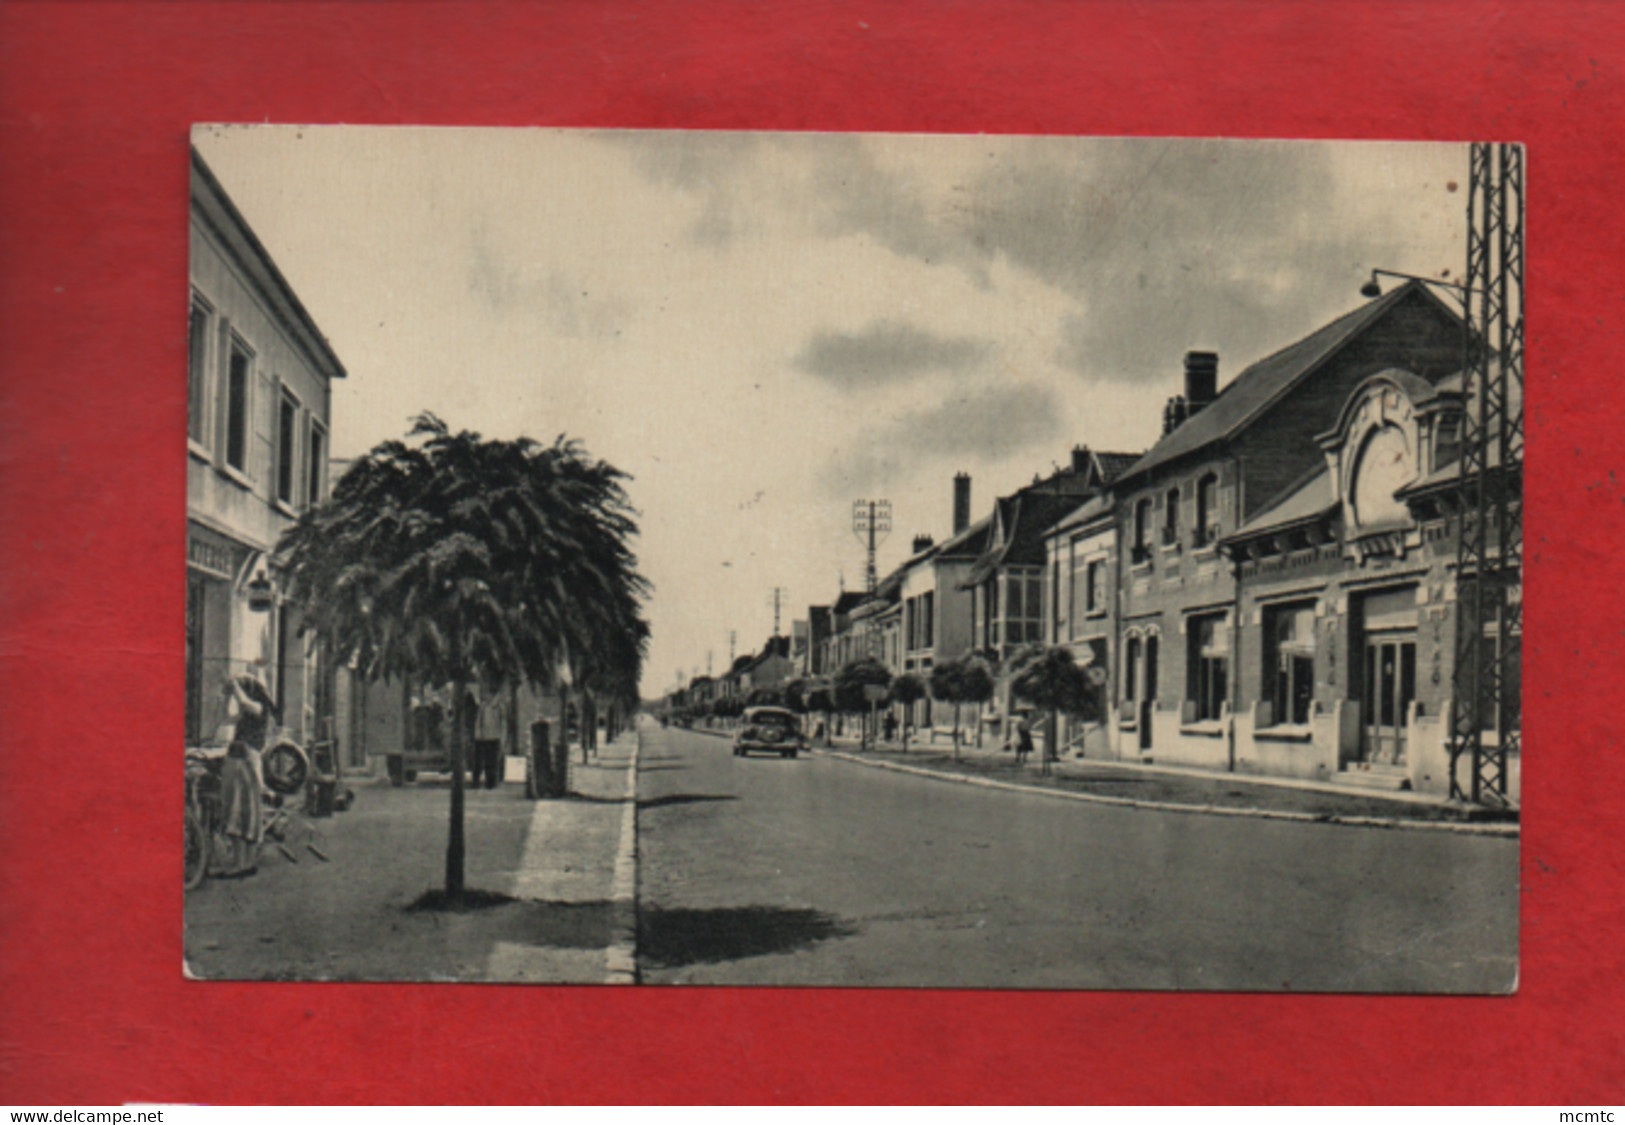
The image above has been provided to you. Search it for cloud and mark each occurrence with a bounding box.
[818,381,1066,497]
[467,231,633,341]
[792,320,993,389]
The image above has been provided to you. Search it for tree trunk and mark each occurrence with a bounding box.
[952,702,960,761]
[446,678,467,900]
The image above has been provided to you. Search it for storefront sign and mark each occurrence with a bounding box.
[188,532,246,579]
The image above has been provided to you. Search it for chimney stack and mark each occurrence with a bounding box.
[912,534,934,555]
[1184,351,1218,409]
[953,473,971,536]
[1071,445,1090,473]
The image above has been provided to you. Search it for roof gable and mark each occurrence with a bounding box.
[1116,281,1460,485]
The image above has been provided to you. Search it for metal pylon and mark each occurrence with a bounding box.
[1449,142,1523,806]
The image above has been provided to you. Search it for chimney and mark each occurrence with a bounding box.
[912,534,934,555]
[1184,351,1218,409]
[953,473,971,536]
[1071,445,1090,473]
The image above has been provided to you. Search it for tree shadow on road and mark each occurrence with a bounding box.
[637,793,737,811]
[638,905,854,968]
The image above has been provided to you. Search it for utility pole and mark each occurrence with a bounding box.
[766,586,788,637]
[1449,141,1524,807]
[728,629,737,665]
[851,499,892,593]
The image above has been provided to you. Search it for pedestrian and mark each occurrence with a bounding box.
[1014,713,1034,765]
[883,712,897,743]
[473,685,507,789]
[219,667,279,876]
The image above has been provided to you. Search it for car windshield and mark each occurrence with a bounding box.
[746,708,794,725]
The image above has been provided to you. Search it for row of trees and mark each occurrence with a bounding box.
[671,644,1104,764]
[278,414,649,901]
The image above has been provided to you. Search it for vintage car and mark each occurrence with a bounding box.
[732,706,805,759]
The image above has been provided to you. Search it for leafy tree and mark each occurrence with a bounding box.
[931,655,996,759]
[835,657,893,751]
[1008,644,1103,771]
[278,414,648,901]
[782,678,810,715]
[887,673,927,753]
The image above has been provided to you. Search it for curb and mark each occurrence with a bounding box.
[603,731,641,984]
[815,749,1519,838]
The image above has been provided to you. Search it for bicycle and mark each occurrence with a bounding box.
[184,734,326,890]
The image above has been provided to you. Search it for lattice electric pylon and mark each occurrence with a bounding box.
[1449,141,1524,806]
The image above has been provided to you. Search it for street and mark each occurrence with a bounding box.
[636,722,1519,991]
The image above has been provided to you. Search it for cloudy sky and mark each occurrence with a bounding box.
[193,127,1466,695]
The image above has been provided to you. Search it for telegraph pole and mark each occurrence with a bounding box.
[851,499,892,593]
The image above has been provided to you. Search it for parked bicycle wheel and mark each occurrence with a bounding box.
[183,808,208,891]
[262,739,309,796]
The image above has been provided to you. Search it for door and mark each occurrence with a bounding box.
[1362,634,1416,764]
[1138,634,1158,751]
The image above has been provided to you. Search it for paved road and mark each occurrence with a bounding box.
[636,723,1518,991]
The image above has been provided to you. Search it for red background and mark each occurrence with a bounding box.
[2,0,1622,1105]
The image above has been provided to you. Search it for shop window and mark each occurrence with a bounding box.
[1187,612,1229,722]
[188,299,211,446]
[225,343,251,473]
[1266,602,1316,726]
[1461,579,1521,743]
[1195,473,1219,546]
[276,391,299,506]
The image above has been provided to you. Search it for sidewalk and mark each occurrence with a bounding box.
[816,730,1517,833]
[183,730,640,983]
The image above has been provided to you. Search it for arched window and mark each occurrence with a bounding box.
[1195,473,1219,546]
[1163,487,1181,546]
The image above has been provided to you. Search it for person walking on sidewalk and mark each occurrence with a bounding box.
[1014,714,1035,766]
[472,685,507,789]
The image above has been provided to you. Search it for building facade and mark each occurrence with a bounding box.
[186,149,346,748]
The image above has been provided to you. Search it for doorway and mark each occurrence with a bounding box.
[1138,634,1158,752]
[1362,634,1416,764]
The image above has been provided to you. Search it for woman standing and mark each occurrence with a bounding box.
[219,670,279,876]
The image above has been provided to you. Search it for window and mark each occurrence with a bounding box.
[1187,613,1229,722]
[224,343,250,473]
[1435,413,1462,470]
[307,420,325,507]
[187,299,211,445]
[1460,579,1521,743]
[1195,473,1218,546]
[1162,487,1181,546]
[1133,498,1153,563]
[276,391,298,506]
[1266,603,1316,725]
[1087,560,1104,614]
[1068,541,1087,633]
[1051,557,1065,638]
[1123,636,1140,702]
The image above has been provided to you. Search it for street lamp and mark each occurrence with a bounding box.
[1360,268,1469,302]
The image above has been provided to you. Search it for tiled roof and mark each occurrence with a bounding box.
[1049,491,1115,536]
[1115,281,1456,485]
[964,491,1089,587]
[1226,466,1337,541]
[934,515,992,560]
[1094,452,1142,484]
